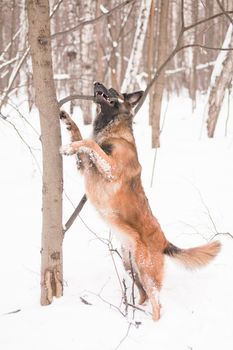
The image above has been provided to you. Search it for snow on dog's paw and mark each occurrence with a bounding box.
[60,144,75,156]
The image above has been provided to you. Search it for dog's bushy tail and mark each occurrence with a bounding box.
[164,240,221,269]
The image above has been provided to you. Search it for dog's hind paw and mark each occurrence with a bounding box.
[60,144,75,156]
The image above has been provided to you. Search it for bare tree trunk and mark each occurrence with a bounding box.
[95,0,104,83]
[108,12,120,90]
[27,0,63,305]
[121,0,152,91]
[151,0,169,148]
[79,0,94,125]
[147,0,155,126]
[189,2,198,111]
[0,0,4,91]
[206,24,233,138]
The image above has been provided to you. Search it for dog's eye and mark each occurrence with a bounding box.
[110,100,115,105]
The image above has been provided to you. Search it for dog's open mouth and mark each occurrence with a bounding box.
[95,90,111,103]
[94,82,118,105]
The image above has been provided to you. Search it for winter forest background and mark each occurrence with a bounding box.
[1,1,233,349]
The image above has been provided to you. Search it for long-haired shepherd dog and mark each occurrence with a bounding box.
[60,82,221,321]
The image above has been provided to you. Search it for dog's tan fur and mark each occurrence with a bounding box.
[60,85,221,321]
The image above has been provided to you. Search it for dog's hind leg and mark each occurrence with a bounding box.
[121,246,148,305]
[135,249,164,321]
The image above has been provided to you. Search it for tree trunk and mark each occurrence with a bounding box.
[27,0,63,305]
[121,0,152,91]
[147,0,155,126]
[79,0,94,125]
[95,0,104,83]
[206,24,233,138]
[151,0,169,148]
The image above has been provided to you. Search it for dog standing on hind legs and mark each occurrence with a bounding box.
[60,82,221,321]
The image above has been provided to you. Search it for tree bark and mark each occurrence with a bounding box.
[206,24,233,138]
[79,0,94,125]
[27,0,63,305]
[151,0,169,148]
[121,0,152,91]
[147,0,155,126]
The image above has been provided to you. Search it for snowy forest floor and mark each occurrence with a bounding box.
[1,92,233,350]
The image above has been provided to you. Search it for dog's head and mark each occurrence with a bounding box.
[93,82,143,134]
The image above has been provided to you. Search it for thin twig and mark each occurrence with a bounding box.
[1,117,42,174]
[0,0,65,111]
[51,0,137,39]
[109,238,124,296]
[88,290,126,317]
[195,186,219,235]
[115,323,132,350]
[185,10,233,32]
[210,232,233,240]
[216,0,233,25]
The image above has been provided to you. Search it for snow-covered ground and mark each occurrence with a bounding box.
[1,92,233,350]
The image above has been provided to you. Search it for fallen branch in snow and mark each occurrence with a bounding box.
[80,296,92,305]
[3,309,21,316]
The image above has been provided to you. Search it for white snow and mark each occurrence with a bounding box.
[1,92,233,349]
[100,4,109,14]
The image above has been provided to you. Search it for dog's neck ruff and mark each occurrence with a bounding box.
[93,112,133,138]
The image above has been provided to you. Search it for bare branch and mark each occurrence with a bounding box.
[49,0,64,17]
[180,43,233,51]
[0,47,30,108]
[136,42,233,114]
[58,95,94,107]
[216,0,233,25]
[0,27,21,62]
[180,0,185,31]
[115,323,132,350]
[51,0,137,39]
[185,11,233,32]
[63,194,87,234]
[1,116,42,174]
[210,232,233,240]
[0,56,19,71]
[0,0,66,111]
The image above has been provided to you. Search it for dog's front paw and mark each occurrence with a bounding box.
[60,144,75,156]
[60,111,72,130]
[60,110,70,121]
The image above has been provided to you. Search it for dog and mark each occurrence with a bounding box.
[60,81,221,321]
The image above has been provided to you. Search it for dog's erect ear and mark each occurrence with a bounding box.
[123,91,144,107]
